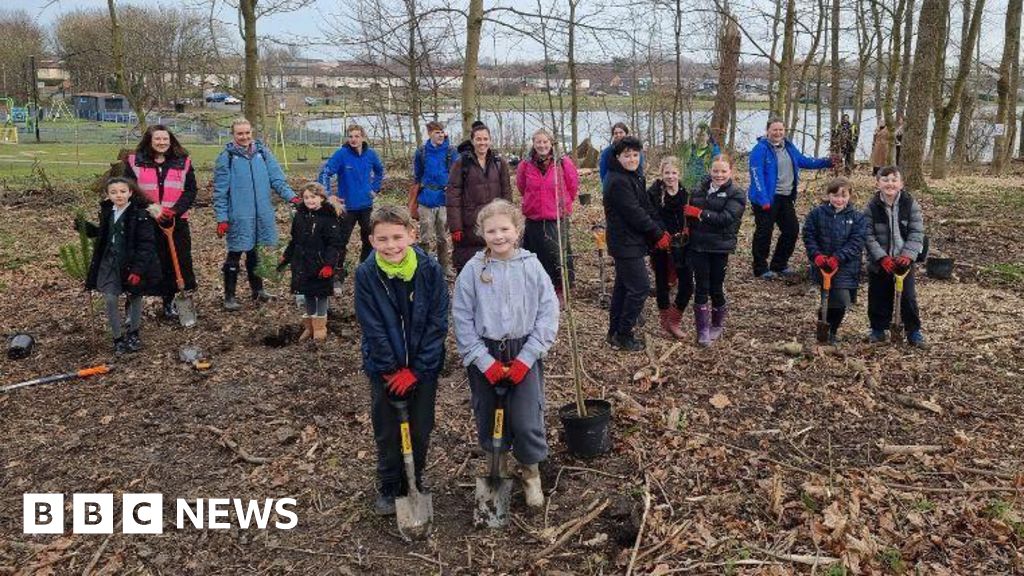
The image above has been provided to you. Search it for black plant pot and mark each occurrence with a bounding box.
[926,257,955,280]
[559,399,612,459]
[578,193,592,206]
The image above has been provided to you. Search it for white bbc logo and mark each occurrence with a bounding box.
[24,493,163,534]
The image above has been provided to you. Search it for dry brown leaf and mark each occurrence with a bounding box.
[709,393,731,410]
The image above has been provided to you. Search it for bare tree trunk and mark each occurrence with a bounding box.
[789,0,825,133]
[852,0,869,129]
[672,0,682,147]
[107,0,146,132]
[883,0,907,163]
[902,0,950,189]
[895,0,915,121]
[239,0,263,133]
[768,0,783,116]
[815,46,825,156]
[568,0,579,157]
[992,0,1022,174]
[405,0,422,147]
[773,0,796,119]
[931,0,984,179]
[870,0,884,120]
[461,0,484,136]
[829,0,840,126]
[1005,54,1021,165]
[711,12,740,148]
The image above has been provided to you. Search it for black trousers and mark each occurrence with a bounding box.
[752,195,800,275]
[652,249,693,311]
[224,248,260,286]
[369,374,437,496]
[338,208,373,270]
[690,251,729,307]
[867,268,921,333]
[608,256,649,338]
[523,218,574,290]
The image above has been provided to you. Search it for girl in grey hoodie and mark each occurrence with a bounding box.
[453,199,559,509]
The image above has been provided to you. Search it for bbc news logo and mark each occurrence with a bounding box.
[24,494,298,534]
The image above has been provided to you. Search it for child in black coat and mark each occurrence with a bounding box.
[281,183,343,341]
[81,177,162,355]
[647,156,693,339]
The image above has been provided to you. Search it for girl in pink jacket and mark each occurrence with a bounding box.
[516,128,579,303]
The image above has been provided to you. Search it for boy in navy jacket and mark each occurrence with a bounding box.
[354,206,448,516]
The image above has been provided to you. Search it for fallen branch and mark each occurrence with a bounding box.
[878,443,948,455]
[408,552,444,569]
[532,498,609,562]
[893,394,943,415]
[884,482,1022,494]
[82,532,113,576]
[754,548,841,566]
[560,465,629,480]
[198,425,273,464]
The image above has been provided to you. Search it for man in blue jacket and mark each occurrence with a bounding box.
[748,117,835,279]
[319,124,385,293]
[410,121,455,275]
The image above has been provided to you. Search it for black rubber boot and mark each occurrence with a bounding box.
[248,272,272,302]
[223,264,242,312]
[125,330,142,353]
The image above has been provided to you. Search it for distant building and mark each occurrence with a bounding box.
[72,92,134,123]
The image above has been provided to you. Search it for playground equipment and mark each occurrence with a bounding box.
[0,97,18,143]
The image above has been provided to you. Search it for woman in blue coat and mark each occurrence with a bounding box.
[802,177,868,344]
[213,118,298,311]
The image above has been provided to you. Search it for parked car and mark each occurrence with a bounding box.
[304,96,322,106]
[224,96,242,105]
[205,92,229,103]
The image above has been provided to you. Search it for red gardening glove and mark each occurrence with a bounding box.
[504,359,530,385]
[654,232,671,251]
[158,207,175,222]
[451,230,463,244]
[318,265,333,279]
[879,256,896,274]
[482,360,506,385]
[290,196,302,205]
[813,254,832,271]
[385,368,417,397]
[126,273,141,286]
[216,222,229,237]
[683,205,702,219]
[761,203,771,211]
[894,255,913,271]
[827,256,839,271]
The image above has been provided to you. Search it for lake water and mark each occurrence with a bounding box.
[306,105,1006,162]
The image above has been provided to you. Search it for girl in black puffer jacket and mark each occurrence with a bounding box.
[647,156,693,339]
[685,154,746,346]
[282,183,343,341]
[82,177,162,355]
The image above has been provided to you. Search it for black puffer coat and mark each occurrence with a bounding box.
[687,177,746,254]
[647,178,689,235]
[603,154,663,258]
[84,198,163,296]
[282,203,343,297]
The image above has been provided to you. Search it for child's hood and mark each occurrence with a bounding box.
[464,247,539,275]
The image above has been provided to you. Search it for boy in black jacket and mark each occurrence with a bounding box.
[603,136,669,352]
[354,206,449,515]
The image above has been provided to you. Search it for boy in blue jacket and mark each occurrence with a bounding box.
[748,117,835,279]
[802,177,868,344]
[354,205,448,516]
[319,124,385,293]
[411,121,456,275]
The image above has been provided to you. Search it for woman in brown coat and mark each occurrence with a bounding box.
[870,124,889,176]
[447,123,512,272]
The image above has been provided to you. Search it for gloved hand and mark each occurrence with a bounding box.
[158,207,176,223]
[451,230,463,244]
[482,360,506,386]
[761,203,771,212]
[385,368,417,397]
[827,256,839,271]
[126,273,141,286]
[216,222,229,238]
[683,205,702,219]
[290,196,302,205]
[318,265,333,279]
[880,256,896,274]
[504,359,530,385]
[895,255,913,271]
[814,254,832,271]
[654,232,671,250]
